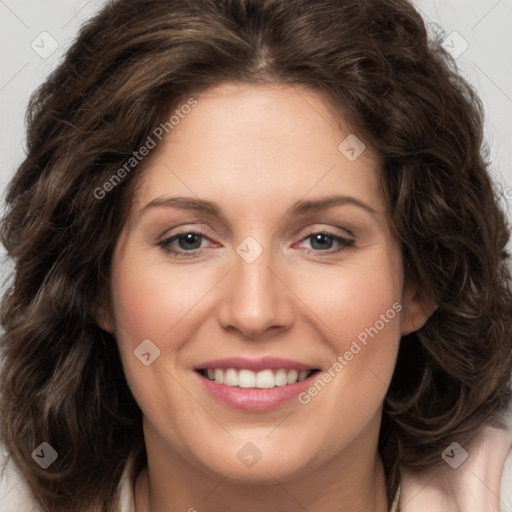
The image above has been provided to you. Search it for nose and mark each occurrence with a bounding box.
[216,249,294,341]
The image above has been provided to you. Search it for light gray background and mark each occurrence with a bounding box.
[1,0,511,283]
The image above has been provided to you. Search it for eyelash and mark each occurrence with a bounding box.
[157,229,355,258]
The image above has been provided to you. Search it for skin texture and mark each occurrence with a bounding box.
[98,82,435,512]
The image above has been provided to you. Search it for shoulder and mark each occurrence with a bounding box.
[0,444,136,512]
[399,403,512,512]
[0,444,43,512]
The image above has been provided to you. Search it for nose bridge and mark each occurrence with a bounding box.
[217,243,291,338]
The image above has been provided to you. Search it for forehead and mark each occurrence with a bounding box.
[131,82,385,217]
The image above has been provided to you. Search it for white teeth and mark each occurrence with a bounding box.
[256,369,275,388]
[224,368,238,386]
[274,369,288,386]
[287,369,298,384]
[203,368,314,388]
[214,368,224,384]
[238,369,256,388]
[298,370,309,382]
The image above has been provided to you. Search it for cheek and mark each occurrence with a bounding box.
[298,250,403,396]
[306,252,402,344]
[108,251,219,409]
[108,254,200,425]
[110,252,210,343]
[290,261,402,441]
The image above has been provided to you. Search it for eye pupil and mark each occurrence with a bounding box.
[178,233,202,250]
[310,233,333,250]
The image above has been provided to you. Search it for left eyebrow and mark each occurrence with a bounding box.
[287,194,378,216]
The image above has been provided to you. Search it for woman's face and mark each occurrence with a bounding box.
[102,82,430,482]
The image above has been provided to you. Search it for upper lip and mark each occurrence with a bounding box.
[194,356,318,373]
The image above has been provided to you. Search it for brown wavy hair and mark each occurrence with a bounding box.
[1,0,512,510]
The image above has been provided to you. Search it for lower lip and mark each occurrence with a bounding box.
[196,371,319,412]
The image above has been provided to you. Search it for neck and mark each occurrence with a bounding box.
[135,426,390,512]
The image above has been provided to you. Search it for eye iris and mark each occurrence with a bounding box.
[178,233,202,250]
[310,233,333,250]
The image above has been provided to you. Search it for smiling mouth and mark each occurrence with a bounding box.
[196,368,320,388]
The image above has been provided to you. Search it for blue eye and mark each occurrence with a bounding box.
[158,232,208,257]
[158,229,355,258]
[298,231,355,254]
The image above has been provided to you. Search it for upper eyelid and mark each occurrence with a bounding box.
[160,223,354,237]
[299,225,355,239]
